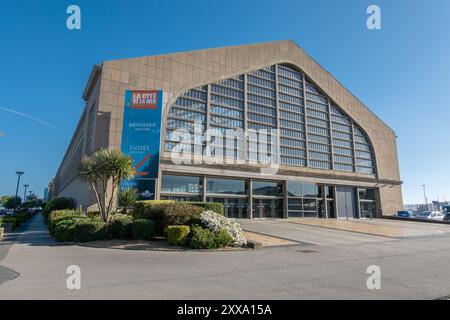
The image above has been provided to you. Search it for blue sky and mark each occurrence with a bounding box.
[0,0,449,204]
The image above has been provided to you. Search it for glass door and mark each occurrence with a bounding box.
[252,198,283,218]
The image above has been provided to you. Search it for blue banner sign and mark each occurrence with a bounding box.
[120,90,163,200]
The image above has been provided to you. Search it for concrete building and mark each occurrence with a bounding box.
[49,40,403,219]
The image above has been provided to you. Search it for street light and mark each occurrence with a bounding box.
[14,171,24,211]
[422,184,428,210]
[23,184,29,203]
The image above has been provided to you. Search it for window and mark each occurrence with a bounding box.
[280,119,304,130]
[280,111,304,122]
[281,128,305,139]
[335,163,354,172]
[248,94,276,107]
[211,84,243,99]
[182,89,207,101]
[247,75,276,89]
[278,84,302,97]
[165,63,376,175]
[281,137,305,148]
[278,66,302,80]
[248,103,276,116]
[359,188,376,200]
[278,76,302,88]
[248,84,276,98]
[250,69,275,80]
[210,105,243,119]
[306,92,328,104]
[210,94,244,109]
[252,180,283,196]
[287,181,318,197]
[216,78,244,90]
[161,175,202,194]
[280,102,304,113]
[279,93,303,105]
[206,178,247,195]
[281,156,306,166]
[248,112,276,125]
[281,147,305,157]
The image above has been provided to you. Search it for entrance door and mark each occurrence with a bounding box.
[207,197,248,218]
[252,199,283,218]
[336,187,358,219]
[225,198,248,219]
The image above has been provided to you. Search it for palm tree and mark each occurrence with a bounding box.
[118,188,138,215]
[78,149,133,222]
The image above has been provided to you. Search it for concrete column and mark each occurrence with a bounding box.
[248,178,253,219]
[302,73,310,167]
[327,98,335,170]
[283,180,288,219]
[202,175,207,202]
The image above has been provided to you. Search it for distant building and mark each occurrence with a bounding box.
[49,40,403,219]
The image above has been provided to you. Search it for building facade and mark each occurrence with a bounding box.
[49,40,403,219]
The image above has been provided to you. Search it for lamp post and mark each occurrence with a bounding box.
[23,184,29,203]
[14,171,24,211]
[422,184,428,210]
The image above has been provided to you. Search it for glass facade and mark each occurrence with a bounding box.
[161,175,202,194]
[358,188,377,218]
[160,174,378,220]
[252,180,283,197]
[164,64,376,175]
[206,178,247,195]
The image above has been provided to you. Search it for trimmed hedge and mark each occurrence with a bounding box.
[189,226,233,249]
[167,225,190,246]
[43,197,75,221]
[47,210,89,241]
[133,200,175,220]
[48,210,87,233]
[74,221,107,242]
[133,201,202,236]
[187,202,224,215]
[0,215,19,228]
[132,219,155,240]
[53,220,78,242]
[108,214,133,239]
[164,203,203,226]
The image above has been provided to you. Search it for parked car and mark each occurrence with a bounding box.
[0,208,7,216]
[443,205,450,214]
[397,210,413,218]
[416,211,444,221]
[443,213,450,222]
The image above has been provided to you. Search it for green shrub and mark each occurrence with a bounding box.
[47,210,87,235]
[189,226,232,249]
[187,202,224,215]
[132,219,155,240]
[74,221,107,242]
[133,201,201,236]
[214,229,233,247]
[133,200,175,219]
[49,210,90,242]
[0,216,18,228]
[86,211,101,220]
[167,225,190,246]
[164,203,203,226]
[53,220,77,242]
[43,197,75,221]
[189,226,216,249]
[108,214,133,239]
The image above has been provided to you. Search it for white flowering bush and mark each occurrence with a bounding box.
[200,210,247,247]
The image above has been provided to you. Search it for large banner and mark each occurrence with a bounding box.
[120,90,163,200]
